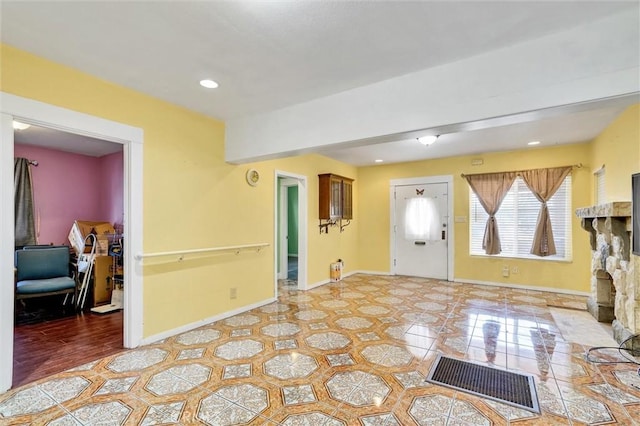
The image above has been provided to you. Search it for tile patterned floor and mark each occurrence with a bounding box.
[2,274,640,425]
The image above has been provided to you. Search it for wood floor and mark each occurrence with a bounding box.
[13,310,123,388]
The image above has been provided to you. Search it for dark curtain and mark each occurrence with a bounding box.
[14,158,36,247]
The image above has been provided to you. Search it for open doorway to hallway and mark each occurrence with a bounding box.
[278,178,299,293]
[275,171,308,297]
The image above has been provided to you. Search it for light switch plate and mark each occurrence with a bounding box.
[455,216,467,223]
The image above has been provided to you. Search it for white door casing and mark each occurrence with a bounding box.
[274,171,307,293]
[390,176,453,281]
[278,178,298,280]
[0,92,144,393]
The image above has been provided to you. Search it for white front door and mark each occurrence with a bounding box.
[393,182,448,279]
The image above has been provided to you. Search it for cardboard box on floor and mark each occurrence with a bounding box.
[68,220,115,256]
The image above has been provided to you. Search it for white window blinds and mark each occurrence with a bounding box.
[470,176,572,260]
[595,167,606,205]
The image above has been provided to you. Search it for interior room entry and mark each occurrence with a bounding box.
[276,174,308,293]
[393,182,449,279]
[286,185,299,280]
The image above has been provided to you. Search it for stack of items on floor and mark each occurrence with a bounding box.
[68,220,123,311]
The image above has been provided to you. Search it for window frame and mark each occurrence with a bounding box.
[468,175,572,262]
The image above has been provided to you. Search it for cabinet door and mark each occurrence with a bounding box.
[330,176,343,219]
[342,179,353,219]
[319,173,354,221]
[318,174,332,220]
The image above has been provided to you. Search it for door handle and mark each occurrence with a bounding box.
[414,241,426,245]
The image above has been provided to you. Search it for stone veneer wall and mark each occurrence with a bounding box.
[576,202,638,347]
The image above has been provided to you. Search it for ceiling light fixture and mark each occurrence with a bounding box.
[375,159,384,163]
[199,79,219,89]
[528,140,541,146]
[418,135,439,145]
[12,121,31,130]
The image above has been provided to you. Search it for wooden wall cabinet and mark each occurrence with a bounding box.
[318,173,354,233]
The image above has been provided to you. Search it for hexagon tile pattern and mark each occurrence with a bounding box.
[326,371,390,407]
[175,328,221,345]
[3,273,638,425]
[305,332,351,350]
[260,322,301,337]
[106,348,168,373]
[335,316,373,330]
[145,364,211,396]
[360,344,414,367]
[223,314,260,327]
[214,339,264,360]
[197,384,268,426]
[282,412,346,425]
[50,401,132,425]
[264,353,318,380]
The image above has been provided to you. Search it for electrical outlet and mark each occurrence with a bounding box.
[511,266,520,274]
[230,287,237,299]
[502,266,510,277]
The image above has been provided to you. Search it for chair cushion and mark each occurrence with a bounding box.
[16,277,75,294]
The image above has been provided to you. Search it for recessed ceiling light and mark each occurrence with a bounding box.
[199,79,219,89]
[418,135,439,145]
[528,141,541,146]
[374,159,384,163]
[12,121,30,130]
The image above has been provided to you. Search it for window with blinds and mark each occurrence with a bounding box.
[595,167,605,205]
[469,176,572,260]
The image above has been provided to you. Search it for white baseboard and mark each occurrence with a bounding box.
[351,270,393,276]
[328,271,588,296]
[140,297,276,346]
[305,279,329,290]
[304,270,364,290]
[454,278,590,296]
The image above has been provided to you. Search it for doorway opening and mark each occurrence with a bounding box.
[1,92,144,393]
[12,124,125,387]
[275,171,308,297]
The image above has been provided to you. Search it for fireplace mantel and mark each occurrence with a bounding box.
[576,202,632,219]
[575,201,637,348]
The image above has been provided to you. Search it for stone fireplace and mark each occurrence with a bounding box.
[576,202,638,347]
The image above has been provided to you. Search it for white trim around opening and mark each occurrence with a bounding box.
[274,171,308,294]
[0,92,144,393]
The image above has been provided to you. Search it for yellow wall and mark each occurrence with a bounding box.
[589,104,640,203]
[358,143,593,292]
[263,155,359,283]
[1,44,359,337]
[3,43,636,339]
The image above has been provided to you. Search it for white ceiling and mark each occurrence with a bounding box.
[2,1,638,164]
[14,124,122,158]
[318,96,638,166]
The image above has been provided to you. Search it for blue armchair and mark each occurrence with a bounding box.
[14,247,77,306]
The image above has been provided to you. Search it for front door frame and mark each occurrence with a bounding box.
[0,92,144,393]
[390,175,454,281]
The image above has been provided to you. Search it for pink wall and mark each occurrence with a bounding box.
[14,144,123,245]
[99,151,124,227]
